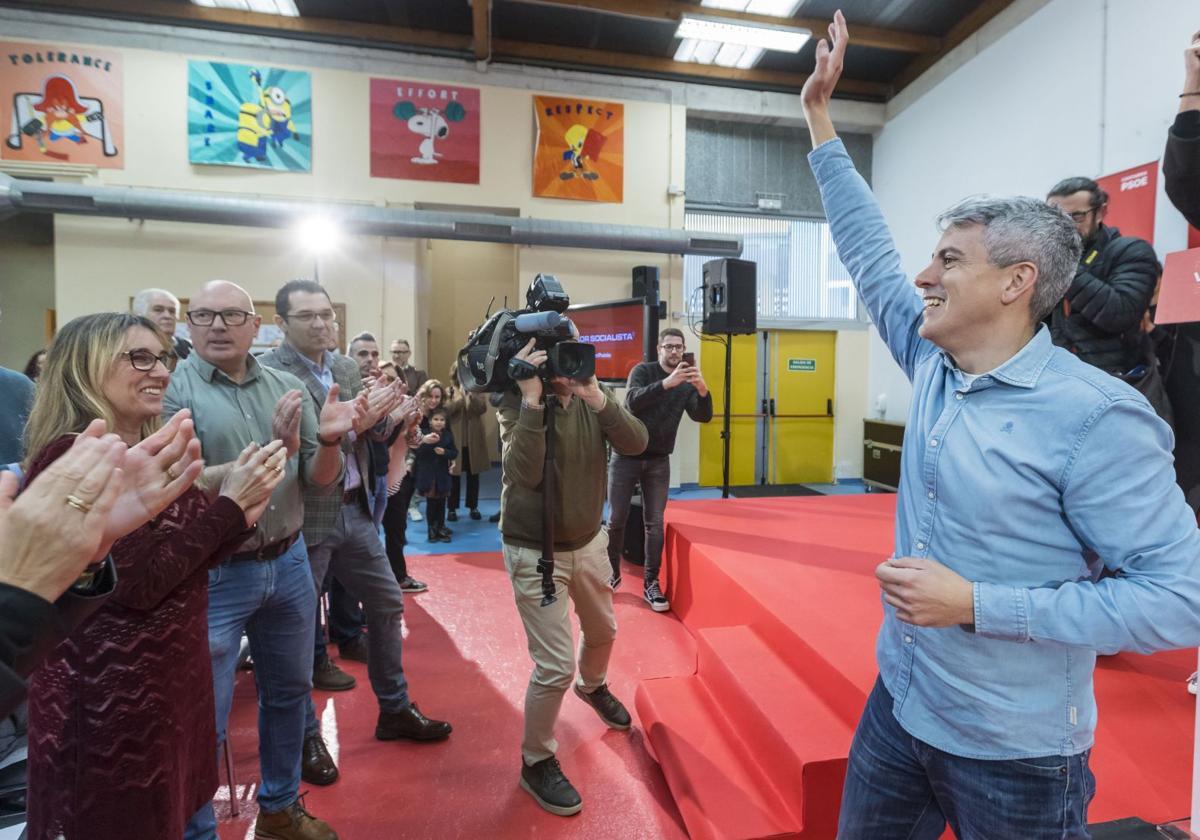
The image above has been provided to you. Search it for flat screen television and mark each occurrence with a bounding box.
[568,298,647,384]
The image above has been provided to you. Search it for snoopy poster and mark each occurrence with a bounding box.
[1,41,124,168]
[187,60,311,171]
[370,78,480,184]
[532,95,623,203]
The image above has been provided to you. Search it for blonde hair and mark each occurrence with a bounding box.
[415,378,445,409]
[24,313,170,468]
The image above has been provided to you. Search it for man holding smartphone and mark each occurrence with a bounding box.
[608,328,712,611]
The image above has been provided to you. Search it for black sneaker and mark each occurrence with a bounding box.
[312,657,356,692]
[520,756,582,816]
[447,509,458,522]
[399,576,428,593]
[573,683,631,730]
[469,508,482,520]
[644,581,670,613]
[609,574,622,592]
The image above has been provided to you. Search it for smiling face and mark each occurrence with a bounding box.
[278,289,335,359]
[914,224,1013,356]
[429,413,447,432]
[102,325,172,436]
[422,386,443,413]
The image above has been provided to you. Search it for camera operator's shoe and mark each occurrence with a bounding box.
[573,683,631,730]
[399,576,428,593]
[254,795,337,840]
[313,657,356,692]
[644,581,670,613]
[447,509,458,522]
[300,734,339,786]
[520,757,583,817]
[608,574,622,592]
[376,703,453,741]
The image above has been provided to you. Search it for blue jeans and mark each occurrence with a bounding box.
[184,536,317,839]
[838,677,1095,840]
[305,504,409,738]
[606,453,671,583]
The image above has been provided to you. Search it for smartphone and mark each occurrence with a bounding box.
[682,352,695,367]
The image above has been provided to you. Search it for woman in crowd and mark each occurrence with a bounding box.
[22,312,288,840]
[22,348,45,383]
[444,363,491,522]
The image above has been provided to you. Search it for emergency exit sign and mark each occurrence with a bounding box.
[788,359,816,372]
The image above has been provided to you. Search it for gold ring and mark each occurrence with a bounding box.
[65,494,92,514]
[166,465,180,481]
[273,465,284,474]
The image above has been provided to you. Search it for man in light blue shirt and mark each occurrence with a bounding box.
[804,13,1200,839]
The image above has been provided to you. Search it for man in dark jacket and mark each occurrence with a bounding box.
[1045,177,1161,377]
[608,328,712,612]
[1164,29,1200,228]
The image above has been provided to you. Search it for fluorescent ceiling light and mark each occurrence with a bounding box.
[714,42,746,68]
[674,0,806,68]
[675,16,810,53]
[191,0,301,16]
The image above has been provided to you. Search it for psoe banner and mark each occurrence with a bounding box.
[532,96,623,203]
[369,78,480,184]
[1,41,123,168]
[187,60,311,171]
[1155,247,1200,326]
[1096,161,1157,244]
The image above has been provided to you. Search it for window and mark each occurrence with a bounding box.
[683,212,858,325]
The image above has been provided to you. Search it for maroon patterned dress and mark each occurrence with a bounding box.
[24,435,250,840]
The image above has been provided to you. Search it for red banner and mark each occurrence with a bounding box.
[1096,162,1157,244]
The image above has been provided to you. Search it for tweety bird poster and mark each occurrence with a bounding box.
[1,41,124,168]
[532,96,623,203]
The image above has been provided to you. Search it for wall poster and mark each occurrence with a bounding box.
[370,78,480,184]
[532,95,623,203]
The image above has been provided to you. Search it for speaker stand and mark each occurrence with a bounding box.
[721,332,732,499]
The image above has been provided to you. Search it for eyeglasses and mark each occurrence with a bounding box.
[660,344,685,352]
[187,309,254,327]
[285,310,336,324]
[123,349,178,372]
[1065,209,1097,223]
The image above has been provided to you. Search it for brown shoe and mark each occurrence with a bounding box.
[312,657,356,692]
[254,795,337,840]
[300,734,339,786]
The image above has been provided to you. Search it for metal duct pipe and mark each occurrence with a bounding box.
[0,173,741,257]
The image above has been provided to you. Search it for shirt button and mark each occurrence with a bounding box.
[245,413,253,419]
[927,491,935,499]
[930,438,939,447]
[269,505,276,511]
[904,635,914,644]
[955,393,964,401]
[915,542,925,550]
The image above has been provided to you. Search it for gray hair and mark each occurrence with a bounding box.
[131,287,180,316]
[936,196,1081,322]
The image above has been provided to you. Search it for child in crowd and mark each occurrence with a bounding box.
[413,407,457,542]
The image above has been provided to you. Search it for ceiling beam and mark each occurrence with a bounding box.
[492,38,890,98]
[890,0,1017,92]
[507,0,942,54]
[471,0,491,63]
[13,0,889,99]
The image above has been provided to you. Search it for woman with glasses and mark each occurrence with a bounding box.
[21,313,289,840]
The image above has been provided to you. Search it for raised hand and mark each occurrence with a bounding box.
[356,377,405,433]
[562,375,606,410]
[514,339,546,404]
[0,427,127,601]
[799,9,848,146]
[421,432,441,445]
[220,439,288,526]
[318,383,363,442]
[271,389,304,457]
[105,410,204,544]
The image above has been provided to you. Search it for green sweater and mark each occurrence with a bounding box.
[498,385,647,551]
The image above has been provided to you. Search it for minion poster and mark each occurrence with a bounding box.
[1,41,124,168]
[532,96,623,203]
[187,60,311,171]
[370,78,480,184]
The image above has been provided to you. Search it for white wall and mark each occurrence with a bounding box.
[868,0,1195,421]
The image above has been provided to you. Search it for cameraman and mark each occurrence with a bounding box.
[497,337,648,817]
[608,328,712,611]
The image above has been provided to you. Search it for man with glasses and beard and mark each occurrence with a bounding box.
[606,328,711,612]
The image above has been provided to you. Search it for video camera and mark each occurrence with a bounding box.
[457,274,596,394]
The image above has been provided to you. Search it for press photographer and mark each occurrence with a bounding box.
[468,275,647,816]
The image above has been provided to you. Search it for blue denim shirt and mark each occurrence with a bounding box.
[810,138,1200,759]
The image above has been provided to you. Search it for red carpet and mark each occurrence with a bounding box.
[636,494,1196,839]
[216,549,696,839]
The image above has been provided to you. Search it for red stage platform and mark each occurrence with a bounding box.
[635,494,1196,840]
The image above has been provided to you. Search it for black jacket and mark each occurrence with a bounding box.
[624,361,714,457]
[1048,224,1160,373]
[1164,109,1200,229]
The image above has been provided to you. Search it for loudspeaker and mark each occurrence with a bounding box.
[621,489,645,566]
[702,258,756,335]
[632,265,659,302]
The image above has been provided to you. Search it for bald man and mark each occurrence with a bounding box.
[166,281,353,840]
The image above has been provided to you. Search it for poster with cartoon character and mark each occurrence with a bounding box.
[370,78,479,184]
[532,96,623,203]
[1,42,124,168]
[187,60,311,171]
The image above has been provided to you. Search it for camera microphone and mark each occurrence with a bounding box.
[513,311,564,333]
